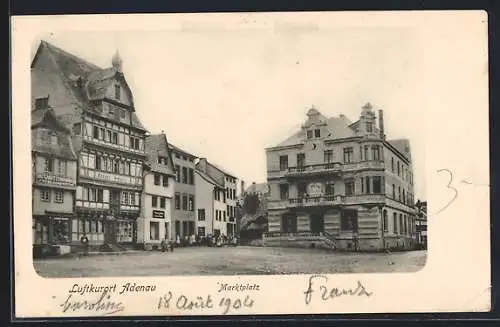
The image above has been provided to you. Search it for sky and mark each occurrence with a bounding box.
[31,23,428,200]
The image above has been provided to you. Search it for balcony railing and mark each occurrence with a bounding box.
[343,160,385,171]
[287,162,342,177]
[34,171,76,187]
[83,135,145,155]
[79,167,142,187]
[343,193,385,204]
[288,194,344,207]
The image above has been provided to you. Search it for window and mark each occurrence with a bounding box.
[115,84,121,100]
[97,189,103,202]
[44,158,54,172]
[52,219,69,243]
[197,227,206,236]
[325,182,335,195]
[120,109,126,119]
[297,182,307,198]
[391,157,395,172]
[398,187,402,201]
[341,209,358,232]
[296,153,305,168]
[279,184,289,200]
[188,195,194,211]
[182,194,188,210]
[188,168,194,185]
[154,174,161,186]
[152,196,158,207]
[73,123,81,135]
[107,130,112,142]
[343,147,353,163]
[307,130,313,139]
[223,211,227,222]
[324,150,333,163]
[366,122,373,133]
[175,165,181,182]
[198,209,206,221]
[182,167,188,184]
[393,212,398,234]
[174,193,180,210]
[162,175,169,187]
[403,215,407,234]
[372,146,380,160]
[399,214,403,235]
[112,132,118,144]
[279,155,288,170]
[150,222,159,240]
[55,190,64,203]
[93,126,99,139]
[403,189,406,203]
[392,184,396,199]
[314,129,321,138]
[40,189,51,202]
[160,197,166,209]
[397,161,400,176]
[372,176,382,194]
[383,210,388,232]
[35,97,49,110]
[95,156,102,170]
[345,179,355,196]
[361,177,364,193]
[365,176,371,194]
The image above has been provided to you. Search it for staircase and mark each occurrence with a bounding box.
[262,231,338,251]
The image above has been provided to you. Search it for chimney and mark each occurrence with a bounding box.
[378,109,385,139]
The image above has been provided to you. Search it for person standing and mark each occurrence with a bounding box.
[80,233,89,256]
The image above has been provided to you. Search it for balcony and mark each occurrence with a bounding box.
[288,194,344,207]
[34,172,76,188]
[343,160,385,172]
[79,167,142,188]
[287,162,342,178]
[83,135,146,156]
[343,194,386,205]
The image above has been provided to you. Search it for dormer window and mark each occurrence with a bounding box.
[35,97,49,110]
[314,129,321,138]
[366,122,373,133]
[307,130,313,139]
[114,84,121,100]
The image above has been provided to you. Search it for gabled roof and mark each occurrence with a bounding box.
[168,143,198,160]
[206,161,237,179]
[31,40,145,130]
[31,108,77,160]
[195,168,224,188]
[144,133,175,176]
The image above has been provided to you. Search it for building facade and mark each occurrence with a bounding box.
[31,41,148,250]
[265,103,416,251]
[169,144,197,239]
[137,134,176,248]
[32,107,78,255]
[415,200,427,247]
[195,158,238,237]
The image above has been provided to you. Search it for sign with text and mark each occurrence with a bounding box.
[152,210,165,219]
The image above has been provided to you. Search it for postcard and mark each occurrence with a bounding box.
[11,11,490,318]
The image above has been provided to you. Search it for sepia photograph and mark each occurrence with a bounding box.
[30,28,427,278]
[12,11,489,317]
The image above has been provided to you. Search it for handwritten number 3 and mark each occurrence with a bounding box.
[436,169,458,214]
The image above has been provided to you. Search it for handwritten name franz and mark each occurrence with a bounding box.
[304,275,373,304]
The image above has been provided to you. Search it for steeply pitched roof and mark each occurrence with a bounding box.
[206,161,237,179]
[31,40,145,131]
[145,134,175,175]
[195,168,224,188]
[31,108,77,160]
[168,143,198,159]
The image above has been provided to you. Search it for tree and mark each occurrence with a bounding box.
[243,193,260,214]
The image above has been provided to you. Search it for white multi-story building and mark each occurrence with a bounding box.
[195,158,238,237]
[137,133,176,249]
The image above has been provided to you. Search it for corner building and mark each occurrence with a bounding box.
[31,41,148,250]
[265,103,416,251]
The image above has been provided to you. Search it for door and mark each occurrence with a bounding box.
[282,213,297,233]
[310,213,325,233]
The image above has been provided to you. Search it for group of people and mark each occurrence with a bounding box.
[159,234,238,252]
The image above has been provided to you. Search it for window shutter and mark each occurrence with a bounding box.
[88,154,95,169]
[103,189,109,203]
[118,132,124,145]
[85,123,92,137]
[135,193,140,206]
[76,186,83,200]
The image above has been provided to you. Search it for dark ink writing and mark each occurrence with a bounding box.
[304,275,372,305]
[435,168,458,215]
[157,292,254,314]
[59,290,125,315]
[219,295,254,315]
